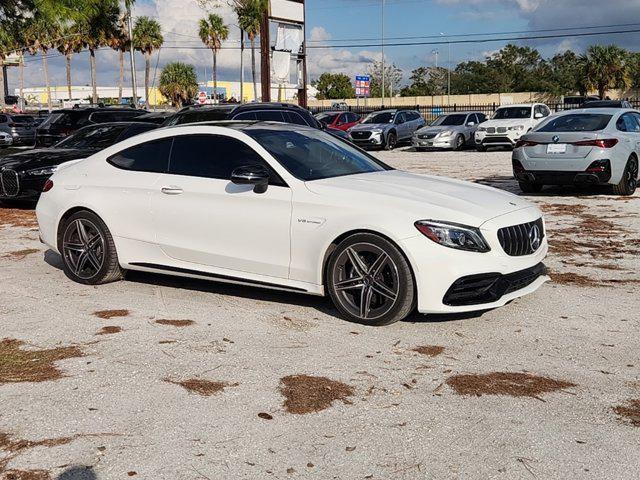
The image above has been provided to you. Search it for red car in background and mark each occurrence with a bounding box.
[315,111,361,131]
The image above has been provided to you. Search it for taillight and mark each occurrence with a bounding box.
[572,139,618,148]
[585,159,611,174]
[42,179,53,192]
[514,140,538,148]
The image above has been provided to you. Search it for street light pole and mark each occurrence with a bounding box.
[432,49,438,69]
[447,40,451,106]
[381,0,385,107]
[127,4,137,106]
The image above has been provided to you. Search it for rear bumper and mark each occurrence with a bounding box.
[513,158,612,185]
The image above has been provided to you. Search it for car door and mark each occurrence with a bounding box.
[151,133,293,279]
[620,113,640,156]
[394,112,409,139]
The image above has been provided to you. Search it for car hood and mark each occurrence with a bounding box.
[305,170,533,227]
[350,122,392,132]
[480,118,533,128]
[415,125,461,134]
[0,148,94,171]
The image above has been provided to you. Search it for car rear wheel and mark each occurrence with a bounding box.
[453,134,465,151]
[613,156,638,196]
[518,181,543,193]
[60,211,123,285]
[476,144,486,152]
[384,132,397,150]
[326,233,415,326]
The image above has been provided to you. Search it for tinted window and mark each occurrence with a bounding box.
[166,108,233,126]
[57,124,128,149]
[536,114,612,132]
[432,114,466,126]
[316,112,339,125]
[338,113,348,124]
[118,124,157,141]
[0,115,7,123]
[9,115,34,123]
[246,127,392,181]
[284,111,311,126]
[493,107,532,119]
[349,113,360,123]
[233,111,256,121]
[253,110,286,122]
[168,134,286,186]
[477,113,487,122]
[39,111,89,128]
[107,137,172,173]
[619,113,640,132]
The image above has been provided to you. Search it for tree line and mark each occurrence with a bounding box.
[314,44,640,101]
[0,0,269,109]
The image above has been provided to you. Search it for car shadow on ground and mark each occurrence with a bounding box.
[57,466,97,480]
[473,175,616,197]
[44,250,480,326]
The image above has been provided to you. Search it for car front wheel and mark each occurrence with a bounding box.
[384,132,397,150]
[326,233,415,326]
[60,210,123,285]
[613,156,638,196]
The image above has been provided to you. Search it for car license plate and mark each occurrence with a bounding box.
[547,143,567,154]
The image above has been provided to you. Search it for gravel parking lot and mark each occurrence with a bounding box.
[1,147,638,480]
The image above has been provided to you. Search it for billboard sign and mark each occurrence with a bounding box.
[355,75,370,98]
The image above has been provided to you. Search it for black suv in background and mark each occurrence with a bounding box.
[162,102,322,129]
[0,114,37,146]
[35,107,147,147]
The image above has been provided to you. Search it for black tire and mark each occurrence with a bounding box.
[384,132,397,150]
[326,233,415,326]
[519,181,543,193]
[453,134,465,151]
[476,144,487,152]
[59,210,123,285]
[414,147,426,152]
[613,156,638,196]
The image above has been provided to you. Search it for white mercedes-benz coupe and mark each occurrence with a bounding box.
[36,122,549,326]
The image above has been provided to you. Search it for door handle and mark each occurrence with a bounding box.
[161,186,183,195]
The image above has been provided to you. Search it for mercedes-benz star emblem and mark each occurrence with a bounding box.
[528,224,541,251]
[552,135,560,143]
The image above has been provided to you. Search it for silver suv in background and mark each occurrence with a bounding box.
[349,109,425,150]
[412,111,487,151]
[0,113,37,146]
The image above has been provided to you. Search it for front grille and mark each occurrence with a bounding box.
[497,218,545,256]
[497,126,507,133]
[0,169,20,197]
[486,127,496,134]
[419,133,437,139]
[483,137,512,144]
[351,131,372,140]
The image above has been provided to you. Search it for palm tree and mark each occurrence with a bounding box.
[158,62,198,107]
[583,45,630,99]
[77,0,120,104]
[234,0,267,101]
[108,11,131,104]
[25,16,59,109]
[57,22,84,101]
[198,13,229,103]
[0,27,12,110]
[133,16,163,109]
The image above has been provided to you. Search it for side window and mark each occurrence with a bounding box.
[395,112,406,124]
[542,106,550,117]
[477,113,487,123]
[350,113,360,123]
[622,113,640,132]
[168,134,287,186]
[631,113,640,131]
[338,113,349,124]
[283,111,311,126]
[112,111,143,121]
[0,115,7,123]
[253,110,286,122]
[107,137,172,173]
[233,111,257,121]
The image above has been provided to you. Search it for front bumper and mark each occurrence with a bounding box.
[350,132,384,148]
[475,130,522,147]
[412,135,455,149]
[400,206,549,314]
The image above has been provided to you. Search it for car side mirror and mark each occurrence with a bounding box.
[231,165,269,194]
[467,121,475,126]
[534,112,543,119]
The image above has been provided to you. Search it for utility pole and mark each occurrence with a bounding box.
[240,28,245,103]
[432,49,438,69]
[260,8,271,102]
[127,3,137,107]
[381,0,385,107]
[299,0,308,108]
[447,40,451,106]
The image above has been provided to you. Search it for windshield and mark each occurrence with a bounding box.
[56,124,127,149]
[246,127,392,181]
[316,113,339,124]
[362,112,394,124]
[493,107,531,119]
[10,115,34,124]
[535,114,612,132]
[431,114,466,126]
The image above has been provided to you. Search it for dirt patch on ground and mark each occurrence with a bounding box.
[0,209,37,229]
[551,271,640,287]
[2,249,40,260]
[165,378,231,396]
[96,326,122,335]
[613,399,640,427]
[446,372,576,400]
[280,375,354,415]
[1,469,52,479]
[0,339,83,385]
[540,203,588,216]
[0,432,77,454]
[155,319,195,327]
[92,309,129,319]
[411,345,445,357]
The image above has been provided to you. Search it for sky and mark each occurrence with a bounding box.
[8,0,640,92]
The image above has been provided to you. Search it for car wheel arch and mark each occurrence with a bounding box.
[320,228,417,291]
[56,206,105,249]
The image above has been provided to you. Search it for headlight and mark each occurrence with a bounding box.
[26,166,58,176]
[508,125,525,131]
[477,127,487,132]
[370,128,383,134]
[438,130,454,137]
[415,220,490,253]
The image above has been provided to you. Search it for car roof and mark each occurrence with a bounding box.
[167,119,316,133]
[496,103,541,108]
[564,108,635,115]
[439,111,485,115]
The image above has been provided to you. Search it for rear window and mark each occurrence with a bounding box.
[38,111,88,128]
[9,115,34,123]
[57,124,127,149]
[536,114,612,132]
[165,109,233,126]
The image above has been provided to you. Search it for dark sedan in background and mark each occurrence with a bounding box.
[0,113,37,146]
[0,121,157,203]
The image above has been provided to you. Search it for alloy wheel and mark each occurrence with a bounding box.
[627,159,638,191]
[62,219,105,280]
[331,243,400,321]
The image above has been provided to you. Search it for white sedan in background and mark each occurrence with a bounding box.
[36,122,548,326]
[512,108,639,195]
